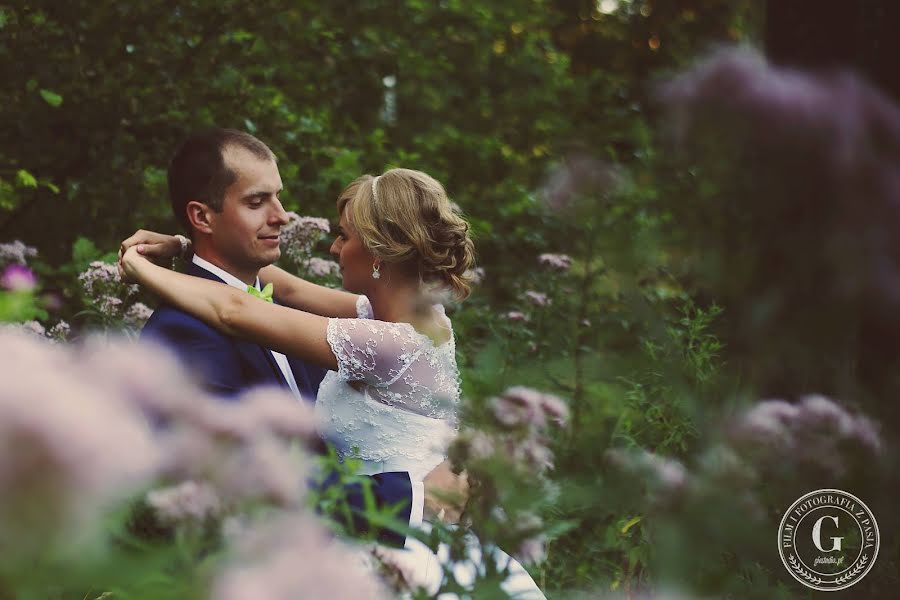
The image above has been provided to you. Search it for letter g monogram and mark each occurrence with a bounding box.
[812,515,843,552]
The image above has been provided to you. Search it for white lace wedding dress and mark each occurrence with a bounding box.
[316,296,545,598]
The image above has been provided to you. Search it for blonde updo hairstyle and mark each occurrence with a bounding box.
[336,168,476,299]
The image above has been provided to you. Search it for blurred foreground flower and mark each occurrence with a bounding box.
[212,513,385,600]
[1,264,37,291]
[0,332,162,559]
[146,480,222,526]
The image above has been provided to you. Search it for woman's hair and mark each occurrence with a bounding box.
[336,168,476,299]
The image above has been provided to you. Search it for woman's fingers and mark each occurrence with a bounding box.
[119,229,180,265]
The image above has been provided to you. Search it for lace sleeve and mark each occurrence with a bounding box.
[325,318,425,385]
[324,316,461,420]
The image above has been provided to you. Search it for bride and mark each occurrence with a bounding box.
[120,168,545,598]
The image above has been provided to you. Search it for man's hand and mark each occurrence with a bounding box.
[423,460,469,525]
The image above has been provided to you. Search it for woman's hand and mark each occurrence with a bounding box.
[119,244,151,284]
[118,230,184,264]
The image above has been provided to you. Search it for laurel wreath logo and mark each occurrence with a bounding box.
[788,554,823,585]
[787,553,869,587]
[834,554,868,585]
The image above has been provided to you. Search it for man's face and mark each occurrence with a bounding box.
[207,146,288,279]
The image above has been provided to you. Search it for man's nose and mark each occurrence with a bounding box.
[269,198,289,225]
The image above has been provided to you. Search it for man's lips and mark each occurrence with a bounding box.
[259,234,280,245]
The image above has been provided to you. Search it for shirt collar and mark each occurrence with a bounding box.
[192,254,261,291]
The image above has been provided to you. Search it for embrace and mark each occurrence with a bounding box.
[119,128,545,598]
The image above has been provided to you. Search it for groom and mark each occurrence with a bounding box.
[139,128,458,545]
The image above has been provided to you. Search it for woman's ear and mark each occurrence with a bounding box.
[186,200,214,235]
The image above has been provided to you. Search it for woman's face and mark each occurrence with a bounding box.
[330,208,374,294]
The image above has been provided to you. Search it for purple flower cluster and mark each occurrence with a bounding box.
[491,386,569,430]
[523,290,551,307]
[0,332,162,557]
[0,331,390,594]
[605,448,688,496]
[505,311,529,323]
[78,261,139,320]
[538,253,572,271]
[1,264,37,291]
[0,240,37,269]
[212,514,383,600]
[452,387,568,478]
[124,302,154,327]
[303,257,340,278]
[539,154,620,211]
[728,395,881,478]
[281,213,331,266]
[146,480,222,526]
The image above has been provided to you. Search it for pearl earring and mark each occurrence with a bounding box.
[372,262,381,279]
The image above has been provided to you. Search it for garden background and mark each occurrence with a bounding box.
[2,1,899,598]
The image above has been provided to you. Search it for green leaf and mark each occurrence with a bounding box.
[15,169,37,188]
[620,515,642,534]
[39,89,63,107]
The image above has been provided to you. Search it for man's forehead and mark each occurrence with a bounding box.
[223,144,271,167]
[223,145,280,186]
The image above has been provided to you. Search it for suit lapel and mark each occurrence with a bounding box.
[186,263,290,389]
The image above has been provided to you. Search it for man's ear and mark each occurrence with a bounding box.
[186,200,215,234]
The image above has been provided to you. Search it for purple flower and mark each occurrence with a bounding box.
[523,290,550,307]
[212,514,384,600]
[505,311,529,322]
[1,264,37,291]
[48,320,71,341]
[537,253,573,271]
[78,261,138,306]
[0,240,38,269]
[146,480,222,525]
[491,386,568,429]
[515,535,547,565]
[19,320,47,337]
[303,257,340,278]
[0,332,162,557]
[281,213,332,266]
[729,395,882,477]
[125,302,154,327]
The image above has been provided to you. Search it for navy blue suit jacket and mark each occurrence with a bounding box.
[141,263,413,545]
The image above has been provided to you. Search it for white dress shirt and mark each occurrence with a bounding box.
[191,256,424,532]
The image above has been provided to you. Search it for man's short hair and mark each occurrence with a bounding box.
[168,128,276,232]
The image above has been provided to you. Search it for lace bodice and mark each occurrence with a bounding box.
[316,296,459,479]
